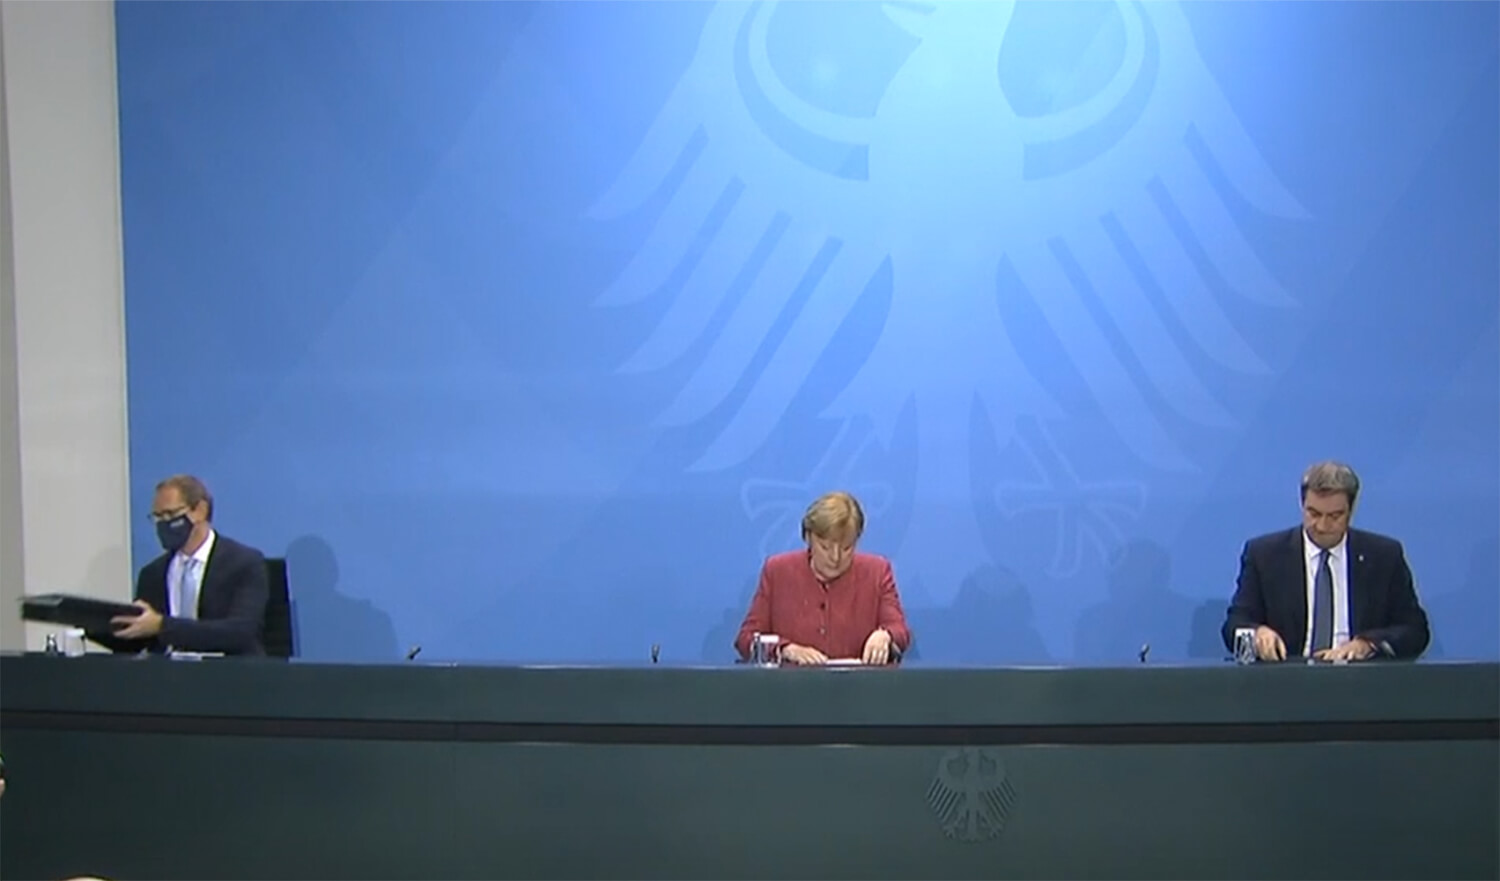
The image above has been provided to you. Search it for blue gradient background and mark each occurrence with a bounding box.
[116,1,1499,664]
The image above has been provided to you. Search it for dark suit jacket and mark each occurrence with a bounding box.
[90,534,269,656]
[1222,527,1430,659]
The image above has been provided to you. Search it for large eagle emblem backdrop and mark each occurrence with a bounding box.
[590,0,1303,605]
[114,0,1500,663]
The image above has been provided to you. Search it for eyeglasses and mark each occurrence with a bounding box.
[148,506,190,524]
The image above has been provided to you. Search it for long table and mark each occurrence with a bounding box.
[1,654,1495,880]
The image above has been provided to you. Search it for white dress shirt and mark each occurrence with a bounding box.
[167,529,216,619]
[1301,530,1350,655]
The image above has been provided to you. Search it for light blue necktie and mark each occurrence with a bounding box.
[1310,550,1334,653]
[176,557,200,620]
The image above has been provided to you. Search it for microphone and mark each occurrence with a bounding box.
[405,644,423,661]
[651,644,660,664]
[1138,643,1150,664]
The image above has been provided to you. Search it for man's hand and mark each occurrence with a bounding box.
[862,628,893,665]
[111,600,163,640]
[1254,625,1287,661]
[781,644,828,666]
[1315,637,1376,663]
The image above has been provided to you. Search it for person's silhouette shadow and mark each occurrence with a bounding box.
[1074,541,1196,663]
[905,564,1051,665]
[1189,597,1230,660]
[701,577,759,663]
[285,535,399,662]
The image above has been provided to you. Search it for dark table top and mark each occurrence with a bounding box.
[2,653,1495,733]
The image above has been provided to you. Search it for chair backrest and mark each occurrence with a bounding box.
[262,557,295,659]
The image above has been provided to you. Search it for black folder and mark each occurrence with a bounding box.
[21,593,141,634]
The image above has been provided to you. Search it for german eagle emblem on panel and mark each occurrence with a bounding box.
[927,747,1017,842]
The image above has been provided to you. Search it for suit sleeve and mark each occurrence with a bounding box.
[876,560,912,657]
[85,566,158,654]
[733,564,776,661]
[157,550,268,654]
[1222,542,1272,651]
[1356,544,1431,659]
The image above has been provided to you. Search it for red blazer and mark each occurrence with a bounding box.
[734,550,913,661]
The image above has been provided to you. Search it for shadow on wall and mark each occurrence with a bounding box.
[285,535,398,663]
[1074,540,1199,664]
[1424,537,1500,661]
[904,564,1051,665]
[1190,597,1230,660]
[701,576,759,663]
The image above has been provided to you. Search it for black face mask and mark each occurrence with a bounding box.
[155,514,194,552]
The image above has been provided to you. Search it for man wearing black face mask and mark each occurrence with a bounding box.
[90,474,269,656]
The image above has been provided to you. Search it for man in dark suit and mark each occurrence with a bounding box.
[91,474,269,656]
[1223,461,1430,662]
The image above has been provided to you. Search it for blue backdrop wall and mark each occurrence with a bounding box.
[115,0,1499,664]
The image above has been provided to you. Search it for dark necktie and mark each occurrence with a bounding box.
[1310,550,1334,653]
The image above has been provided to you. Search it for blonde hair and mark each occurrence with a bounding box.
[800,491,865,542]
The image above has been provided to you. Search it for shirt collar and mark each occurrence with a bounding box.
[1302,529,1347,562]
[178,528,216,567]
